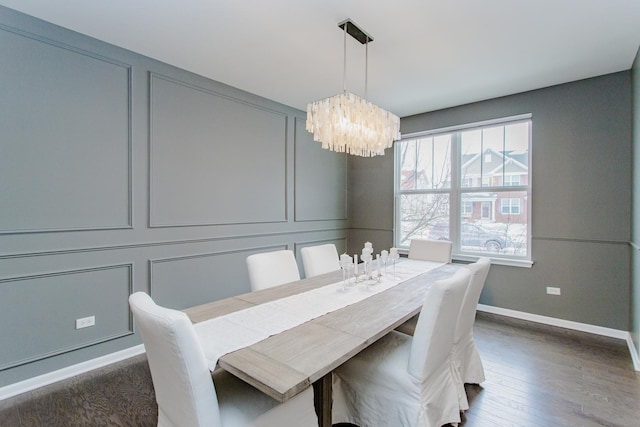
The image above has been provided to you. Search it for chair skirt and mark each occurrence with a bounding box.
[452,331,486,385]
[332,331,462,427]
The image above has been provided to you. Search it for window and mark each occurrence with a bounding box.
[504,175,521,186]
[461,201,473,217]
[395,114,531,262]
[501,198,521,215]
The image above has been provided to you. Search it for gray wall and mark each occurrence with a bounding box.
[351,72,632,330]
[631,47,640,355]
[0,7,348,387]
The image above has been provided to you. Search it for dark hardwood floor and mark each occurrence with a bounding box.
[453,313,640,427]
[1,312,639,426]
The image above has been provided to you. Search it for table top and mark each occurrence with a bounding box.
[183,261,462,402]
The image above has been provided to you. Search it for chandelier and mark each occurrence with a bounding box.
[306,19,401,157]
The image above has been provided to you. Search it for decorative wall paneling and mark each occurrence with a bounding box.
[0,6,348,389]
[149,73,289,227]
[149,245,289,309]
[294,117,348,221]
[0,265,133,370]
[0,23,132,234]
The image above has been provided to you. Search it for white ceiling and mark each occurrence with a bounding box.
[2,0,640,117]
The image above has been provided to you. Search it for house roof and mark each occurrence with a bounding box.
[462,148,528,176]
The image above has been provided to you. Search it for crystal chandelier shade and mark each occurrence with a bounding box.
[306,19,401,158]
[306,92,400,157]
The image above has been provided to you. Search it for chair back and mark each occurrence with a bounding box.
[408,268,470,380]
[301,244,341,277]
[129,292,221,427]
[246,250,301,291]
[408,239,453,263]
[454,257,491,343]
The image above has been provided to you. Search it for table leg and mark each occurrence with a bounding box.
[312,373,332,427]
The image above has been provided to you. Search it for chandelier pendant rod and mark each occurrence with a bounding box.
[343,22,347,94]
[365,38,368,100]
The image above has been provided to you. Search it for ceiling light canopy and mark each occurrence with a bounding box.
[306,19,401,157]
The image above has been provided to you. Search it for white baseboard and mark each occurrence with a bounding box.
[626,335,640,372]
[0,344,145,401]
[477,304,640,371]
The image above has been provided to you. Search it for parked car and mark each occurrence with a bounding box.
[428,222,510,252]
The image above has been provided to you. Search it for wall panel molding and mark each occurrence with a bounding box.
[149,72,289,228]
[0,6,348,389]
[0,227,349,259]
[0,264,134,371]
[294,237,347,254]
[294,117,348,222]
[149,244,289,309]
[0,24,133,234]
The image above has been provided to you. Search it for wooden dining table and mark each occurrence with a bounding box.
[183,260,463,427]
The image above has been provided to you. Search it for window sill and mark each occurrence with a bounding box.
[452,254,534,268]
[397,250,533,268]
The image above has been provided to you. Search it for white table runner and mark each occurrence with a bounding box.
[194,259,443,370]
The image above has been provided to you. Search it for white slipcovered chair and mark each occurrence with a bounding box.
[246,250,300,291]
[408,238,453,263]
[332,268,471,427]
[452,256,491,384]
[129,292,318,427]
[300,243,341,278]
[395,238,454,335]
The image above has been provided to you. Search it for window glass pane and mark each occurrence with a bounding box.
[398,193,449,246]
[503,121,529,187]
[461,129,481,188]
[504,122,529,153]
[399,136,451,190]
[399,139,418,190]
[462,122,529,189]
[427,135,452,189]
[461,190,528,256]
[473,126,503,187]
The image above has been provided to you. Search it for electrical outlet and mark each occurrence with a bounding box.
[75,316,95,329]
[546,287,561,296]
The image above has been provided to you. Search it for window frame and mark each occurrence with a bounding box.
[394,114,533,267]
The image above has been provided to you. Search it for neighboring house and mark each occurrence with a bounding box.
[461,148,529,224]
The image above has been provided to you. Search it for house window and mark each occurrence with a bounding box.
[501,198,521,214]
[504,175,521,186]
[461,201,473,217]
[395,114,531,262]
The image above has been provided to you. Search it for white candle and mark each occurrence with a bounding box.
[376,254,381,276]
[340,253,351,268]
[354,254,358,274]
[390,247,399,258]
